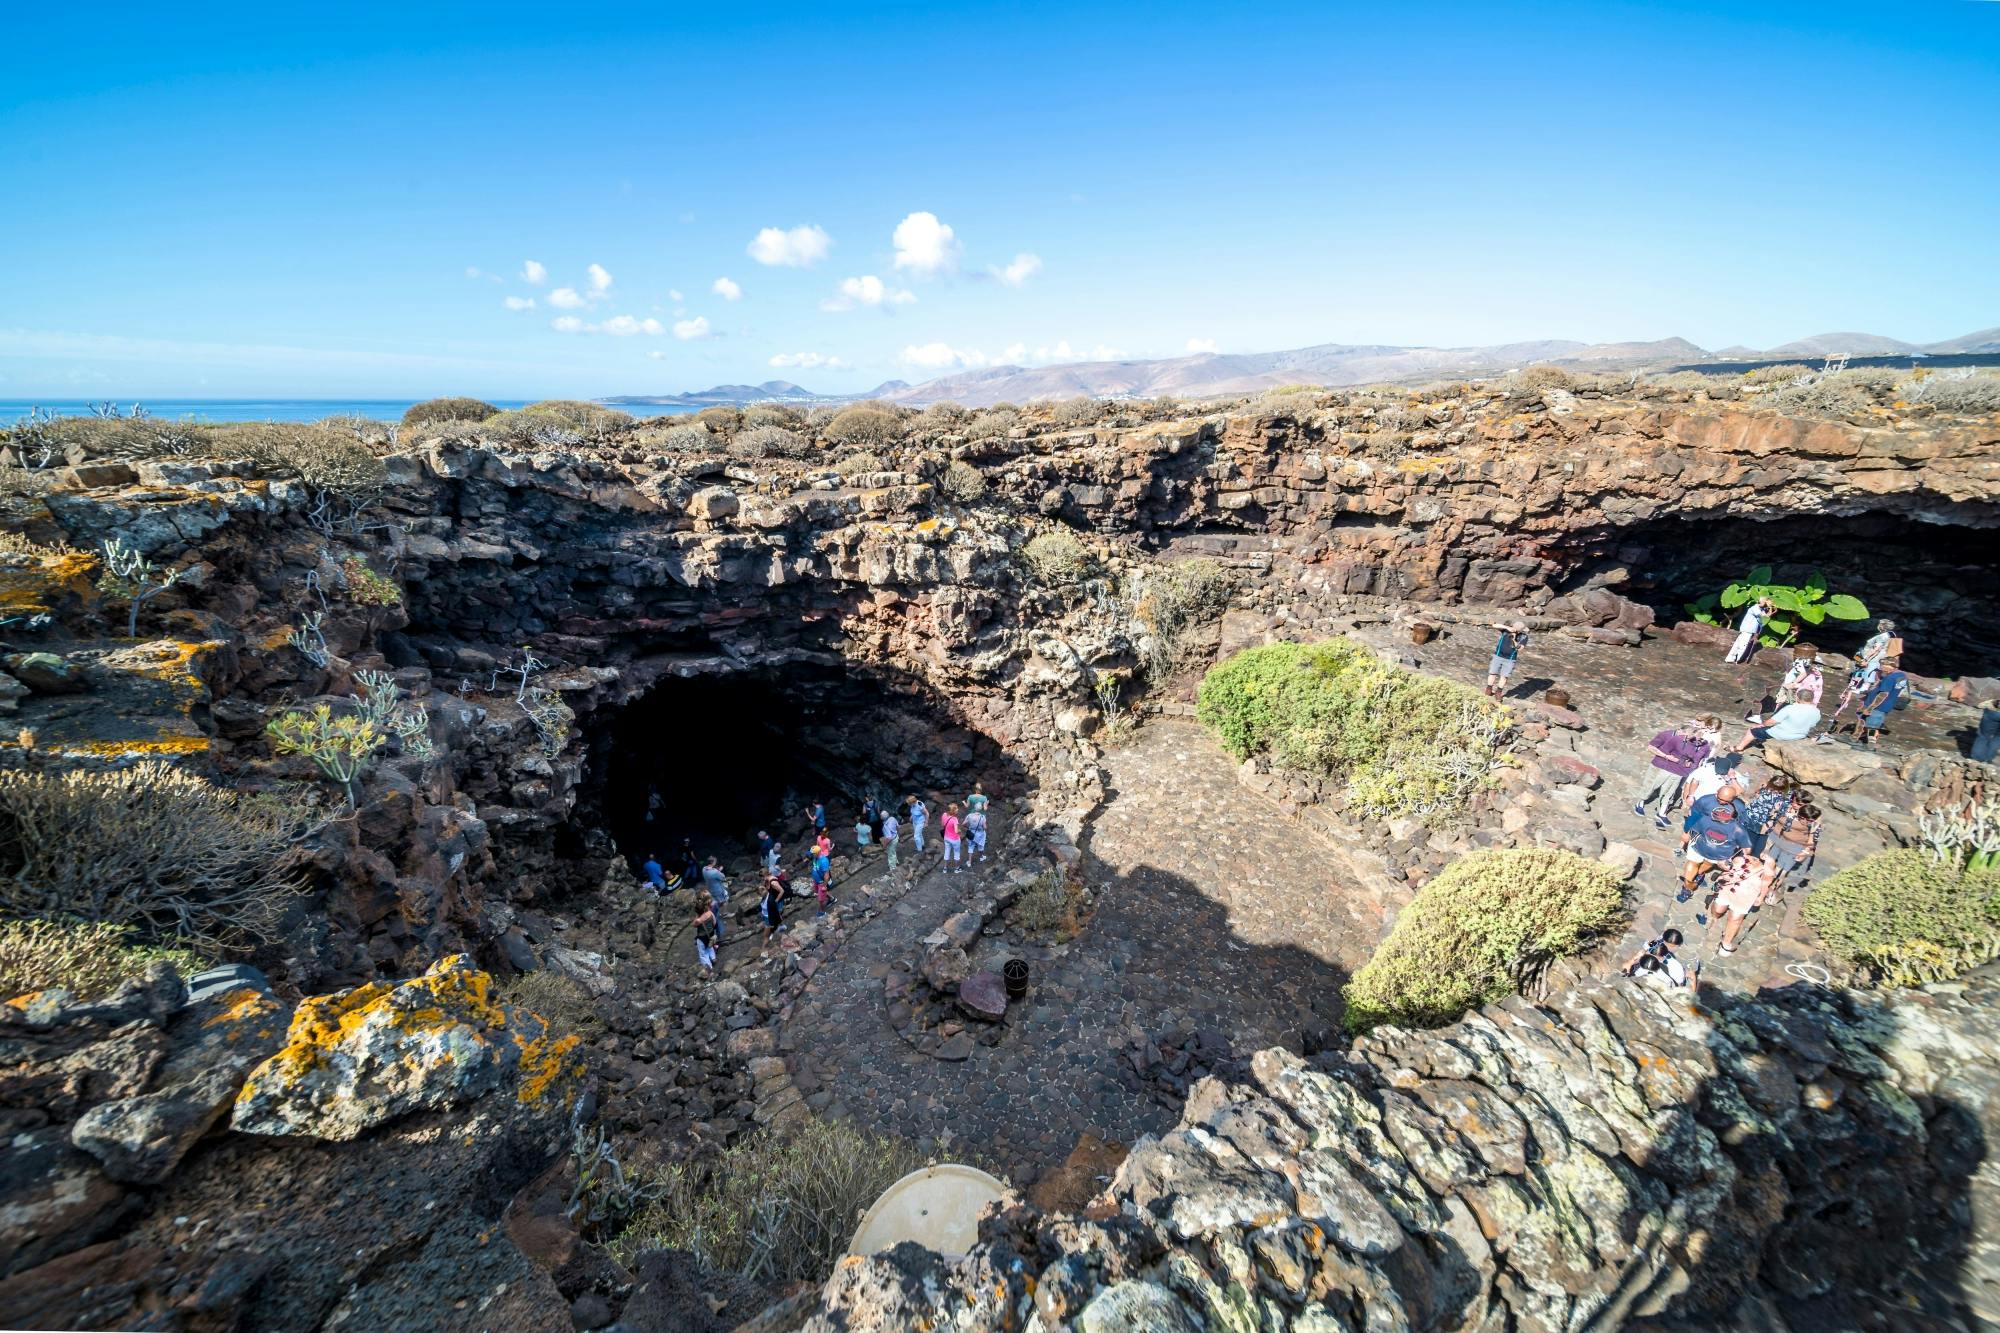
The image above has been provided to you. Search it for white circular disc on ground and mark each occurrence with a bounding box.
[849,1163,1008,1258]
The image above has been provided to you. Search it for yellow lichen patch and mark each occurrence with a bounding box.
[203,987,285,1030]
[57,735,211,758]
[0,551,100,617]
[514,1029,584,1105]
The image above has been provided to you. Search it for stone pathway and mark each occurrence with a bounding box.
[1350,620,1984,993]
[779,721,1384,1186]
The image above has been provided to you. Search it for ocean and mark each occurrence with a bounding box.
[0,399,693,426]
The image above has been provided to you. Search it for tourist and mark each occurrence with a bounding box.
[1837,657,1911,747]
[854,813,873,847]
[882,809,901,869]
[967,783,992,861]
[941,803,963,873]
[645,784,662,825]
[692,900,719,974]
[1767,800,1821,887]
[1735,698,1822,751]
[862,796,881,838]
[1739,774,1796,857]
[1708,852,1781,956]
[1632,720,1711,830]
[1685,778,1745,830]
[1777,649,1824,708]
[701,857,730,936]
[804,799,827,840]
[1622,928,1696,992]
[679,839,701,889]
[757,829,779,875]
[641,852,668,892]
[810,841,832,911]
[1679,799,1751,899]
[1485,621,1529,699]
[1725,597,1775,665]
[1829,655,1881,721]
[1679,748,1741,816]
[1858,619,1900,673]
[761,875,785,945]
[907,794,929,852]
[1974,695,2000,765]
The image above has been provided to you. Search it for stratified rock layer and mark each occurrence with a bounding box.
[792,968,2000,1331]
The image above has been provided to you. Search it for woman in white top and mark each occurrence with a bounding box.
[1725,597,1775,664]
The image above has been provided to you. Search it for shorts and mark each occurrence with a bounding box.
[1863,708,1890,730]
[1489,655,1518,679]
[1746,726,1773,745]
[1769,835,1809,873]
[1715,878,1762,918]
[1685,849,1733,869]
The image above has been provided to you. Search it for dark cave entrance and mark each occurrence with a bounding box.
[1549,511,2000,679]
[575,663,1024,875]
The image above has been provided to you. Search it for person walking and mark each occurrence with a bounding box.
[1485,621,1529,699]
[679,839,701,891]
[907,795,929,853]
[701,857,730,941]
[810,841,833,911]
[692,900,719,975]
[1708,852,1780,956]
[1738,774,1796,857]
[1678,746,1740,815]
[1767,800,1821,888]
[1679,800,1751,900]
[882,809,900,869]
[1725,597,1775,665]
[1836,657,1911,746]
[854,813,873,847]
[757,829,779,875]
[1632,720,1711,830]
[803,799,827,841]
[1858,619,1899,673]
[760,875,785,946]
[966,783,991,861]
[940,804,963,873]
[862,797,881,838]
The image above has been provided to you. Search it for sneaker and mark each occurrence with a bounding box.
[1675,888,1691,904]
[1718,944,1736,956]
[1653,815,1669,830]
[1694,912,1708,926]
[1631,803,1646,817]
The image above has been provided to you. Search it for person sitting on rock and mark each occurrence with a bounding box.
[1777,648,1824,708]
[1735,698,1822,752]
[640,853,668,892]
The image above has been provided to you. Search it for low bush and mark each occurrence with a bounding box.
[825,406,902,447]
[609,1120,928,1282]
[1803,849,2000,987]
[525,399,636,436]
[220,423,389,508]
[1011,869,1089,939]
[1196,638,1507,825]
[0,918,207,1002]
[964,408,1020,441]
[1742,363,1813,386]
[937,459,986,501]
[401,397,497,429]
[1343,848,1626,1032]
[659,424,714,452]
[1513,364,1575,393]
[0,763,307,954]
[913,401,968,435]
[1246,387,1319,418]
[742,403,801,429]
[1771,368,1900,417]
[1644,371,1723,395]
[500,968,605,1040]
[728,425,811,460]
[341,556,402,607]
[1049,397,1102,426]
[832,451,887,477]
[1904,369,2000,415]
[695,406,742,432]
[1135,558,1235,675]
[1021,529,1092,584]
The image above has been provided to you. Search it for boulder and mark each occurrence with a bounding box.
[1764,738,1883,791]
[939,910,985,952]
[921,943,972,993]
[1669,619,1736,650]
[2,652,87,694]
[230,955,585,1141]
[1599,841,1643,880]
[956,971,1009,1023]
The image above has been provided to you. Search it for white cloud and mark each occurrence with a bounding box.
[673,316,712,340]
[521,260,547,284]
[747,224,832,268]
[599,315,664,336]
[648,350,671,360]
[711,276,742,301]
[551,316,586,333]
[992,340,1128,366]
[901,342,988,370]
[668,288,684,302]
[549,287,587,309]
[587,263,613,293]
[892,211,961,275]
[820,274,917,312]
[769,351,849,370]
[1186,337,1219,354]
[504,296,537,311]
[995,253,1043,286]
[464,266,483,279]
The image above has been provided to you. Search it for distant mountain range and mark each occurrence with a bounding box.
[605,328,2000,410]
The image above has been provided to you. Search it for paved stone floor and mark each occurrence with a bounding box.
[1352,620,1985,993]
[778,721,1381,1186]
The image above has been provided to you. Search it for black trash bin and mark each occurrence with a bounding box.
[1003,958,1029,1000]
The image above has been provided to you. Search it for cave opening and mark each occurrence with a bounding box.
[574,663,1025,876]
[1552,511,2000,679]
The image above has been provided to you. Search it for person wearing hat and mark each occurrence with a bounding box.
[1485,621,1530,699]
[1679,794,1752,898]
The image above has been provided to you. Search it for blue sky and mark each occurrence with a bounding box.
[3,1,1996,398]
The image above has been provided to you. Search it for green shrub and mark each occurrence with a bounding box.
[609,1120,928,1281]
[219,423,389,507]
[1010,868,1089,939]
[1196,638,1506,825]
[728,425,810,460]
[964,408,1020,441]
[1021,529,1092,584]
[1803,849,2000,987]
[401,397,497,429]
[341,557,402,607]
[0,763,307,954]
[524,399,636,435]
[825,406,902,446]
[938,459,986,501]
[0,918,206,1002]
[1343,849,1626,1032]
[1135,558,1235,675]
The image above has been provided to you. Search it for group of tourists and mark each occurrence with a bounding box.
[638,783,997,976]
[1726,609,1915,749]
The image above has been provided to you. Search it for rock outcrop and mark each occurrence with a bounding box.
[789,968,2000,1331]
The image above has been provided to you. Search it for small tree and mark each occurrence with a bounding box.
[99,537,184,637]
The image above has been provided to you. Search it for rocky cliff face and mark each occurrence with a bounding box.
[791,966,1999,1331]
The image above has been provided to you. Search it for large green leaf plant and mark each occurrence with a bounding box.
[1685,566,1868,647]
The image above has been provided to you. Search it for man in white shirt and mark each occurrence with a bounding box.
[1736,701,1822,751]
